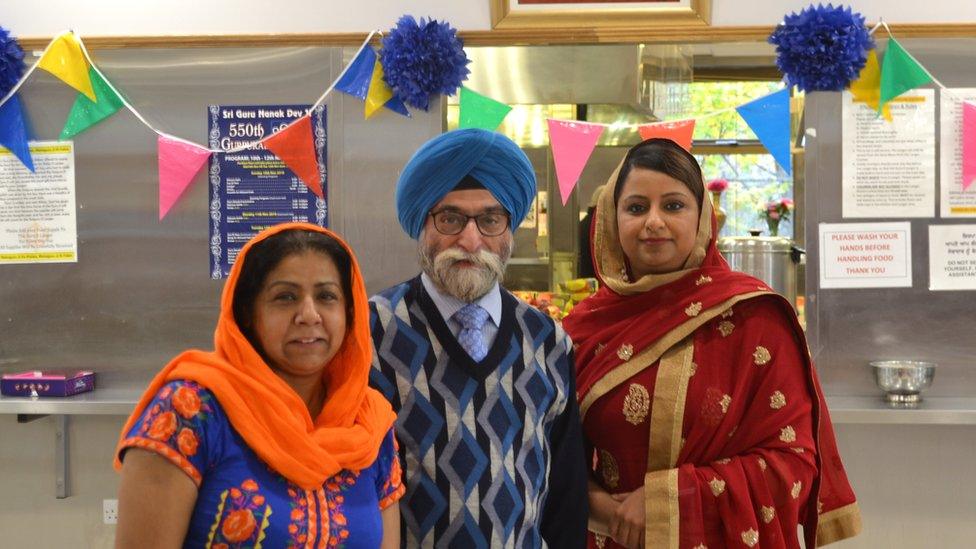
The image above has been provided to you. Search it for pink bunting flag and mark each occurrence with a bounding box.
[547,119,605,205]
[963,102,976,191]
[157,135,211,220]
[637,119,696,151]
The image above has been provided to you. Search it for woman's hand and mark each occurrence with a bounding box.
[587,478,620,536]
[609,486,645,549]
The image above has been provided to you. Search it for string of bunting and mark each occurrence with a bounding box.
[2,5,975,216]
[0,15,470,218]
[454,5,976,204]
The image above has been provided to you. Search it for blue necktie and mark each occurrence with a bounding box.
[454,303,489,362]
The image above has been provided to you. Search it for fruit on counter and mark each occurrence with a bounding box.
[512,290,537,303]
[570,291,592,303]
[558,277,599,293]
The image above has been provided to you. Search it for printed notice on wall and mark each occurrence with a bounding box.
[938,89,976,217]
[0,141,77,264]
[819,222,912,288]
[841,89,935,218]
[929,225,976,290]
[208,104,327,279]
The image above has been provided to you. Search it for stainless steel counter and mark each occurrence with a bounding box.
[3,389,975,425]
[0,386,142,416]
[825,396,976,425]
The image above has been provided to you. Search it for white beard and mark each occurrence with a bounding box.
[420,244,510,302]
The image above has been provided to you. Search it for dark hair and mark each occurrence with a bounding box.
[233,229,354,345]
[612,138,704,209]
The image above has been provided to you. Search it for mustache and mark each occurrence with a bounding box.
[434,248,502,270]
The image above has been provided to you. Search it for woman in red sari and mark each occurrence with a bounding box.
[562,138,861,549]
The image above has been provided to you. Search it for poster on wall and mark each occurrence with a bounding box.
[818,222,912,289]
[841,89,935,219]
[208,104,327,279]
[928,224,976,291]
[0,141,77,264]
[938,89,976,218]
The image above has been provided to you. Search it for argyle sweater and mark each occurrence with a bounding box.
[369,276,588,548]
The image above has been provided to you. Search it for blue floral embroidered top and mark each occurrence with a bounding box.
[119,380,404,548]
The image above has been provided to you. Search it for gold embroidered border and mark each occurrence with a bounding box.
[816,502,863,546]
[647,339,695,471]
[644,468,679,549]
[580,291,770,419]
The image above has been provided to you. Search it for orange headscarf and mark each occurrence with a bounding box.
[114,222,396,489]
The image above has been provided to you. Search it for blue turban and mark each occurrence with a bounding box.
[395,128,536,239]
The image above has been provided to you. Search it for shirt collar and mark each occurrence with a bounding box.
[421,272,502,327]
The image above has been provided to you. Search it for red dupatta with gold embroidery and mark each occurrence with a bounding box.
[563,157,860,548]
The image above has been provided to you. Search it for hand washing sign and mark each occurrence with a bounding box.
[819,222,912,288]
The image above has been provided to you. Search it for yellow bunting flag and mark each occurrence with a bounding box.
[38,33,96,102]
[364,59,394,119]
[849,50,891,122]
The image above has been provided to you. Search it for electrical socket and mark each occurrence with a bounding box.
[103,499,118,524]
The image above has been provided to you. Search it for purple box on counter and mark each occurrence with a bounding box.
[1,370,96,397]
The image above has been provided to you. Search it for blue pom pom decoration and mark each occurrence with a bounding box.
[768,4,874,92]
[0,26,26,99]
[380,15,470,111]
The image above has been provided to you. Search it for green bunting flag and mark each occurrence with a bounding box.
[458,87,512,131]
[878,37,932,115]
[59,67,124,139]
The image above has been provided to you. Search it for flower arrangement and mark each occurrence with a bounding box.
[767,3,874,92]
[706,178,729,193]
[706,179,730,231]
[759,197,794,236]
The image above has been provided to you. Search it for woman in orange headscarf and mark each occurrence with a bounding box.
[114,223,401,548]
[562,139,861,549]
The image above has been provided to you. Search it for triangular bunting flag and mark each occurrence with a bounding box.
[60,67,124,139]
[849,49,892,121]
[383,93,410,117]
[365,58,394,119]
[547,119,605,205]
[963,102,976,192]
[38,33,96,102]
[0,95,35,172]
[157,135,211,220]
[335,46,377,101]
[264,116,323,198]
[459,86,512,131]
[637,119,696,151]
[736,88,792,176]
[878,37,932,115]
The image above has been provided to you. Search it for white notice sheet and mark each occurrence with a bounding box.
[938,88,976,217]
[929,224,976,291]
[0,141,77,264]
[819,222,912,289]
[841,89,935,218]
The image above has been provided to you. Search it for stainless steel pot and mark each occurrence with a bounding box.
[717,230,804,305]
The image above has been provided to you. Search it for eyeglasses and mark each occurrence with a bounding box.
[428,209,510,237]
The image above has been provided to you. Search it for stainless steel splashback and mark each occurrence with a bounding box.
[464,45,641,106]
[0,46,440,380]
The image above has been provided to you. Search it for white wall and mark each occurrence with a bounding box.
[3,0,976,38]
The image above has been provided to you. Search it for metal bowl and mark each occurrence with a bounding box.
[870,361,936,405]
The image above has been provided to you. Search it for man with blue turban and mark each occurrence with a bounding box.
[369,128,587,548]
